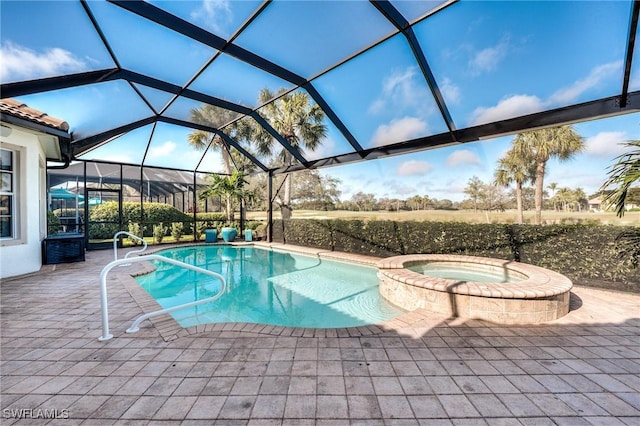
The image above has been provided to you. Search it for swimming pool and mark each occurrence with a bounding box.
[136,245,405,328]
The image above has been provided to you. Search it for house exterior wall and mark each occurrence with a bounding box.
[1,125,47,278]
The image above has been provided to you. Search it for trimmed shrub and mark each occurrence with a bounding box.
[274,219,640,292]
[279,219,330,250]
[127,222,143,245]
[153,222,167,244]
[397,222,515,259]
[171,222,184,242]
[194,221,207,241]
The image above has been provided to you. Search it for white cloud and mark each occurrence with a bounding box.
[468,60,624,127]
[368,99,386,115]
[446,149,482,167]
[371,117,428,147]
[548,61,622,105]
[468,38,509,74]
[368,67,425,114]
[304,137,336,161]
[585,131,629,157]
[148,141,176,158]
[440,77,461,105]
[0,41,86,81]
[470,94,545,126]
[397,160,433,176]
[190,0,233,35]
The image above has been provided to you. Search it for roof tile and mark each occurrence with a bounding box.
[0,98,69,132]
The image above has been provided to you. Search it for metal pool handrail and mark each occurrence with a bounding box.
[113,231,147,262]
[98,255,226,341]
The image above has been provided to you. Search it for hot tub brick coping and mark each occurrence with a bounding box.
[377,254,572,299]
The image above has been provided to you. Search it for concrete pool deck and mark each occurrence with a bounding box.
[1,243,639,424]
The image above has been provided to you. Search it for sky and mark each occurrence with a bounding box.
[1,0,639,202]
[318,112,640,202]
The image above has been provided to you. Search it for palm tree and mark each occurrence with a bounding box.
[199,171,251,224]
[252,89,327,219]
[512,126,584,224]
[547,182,558,210]
[601,140,640,269]
[601,140,640,217]
[555,187,571,211]
[494,147,535,224]
[188,104,245,175]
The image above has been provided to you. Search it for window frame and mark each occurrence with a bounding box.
[0,143,25,245]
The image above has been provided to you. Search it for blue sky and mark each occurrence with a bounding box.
[319,112,640,201]
[1,0,639,201]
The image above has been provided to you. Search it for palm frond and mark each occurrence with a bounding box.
[600,140,640,217]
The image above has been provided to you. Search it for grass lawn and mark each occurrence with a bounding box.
[247,209,640,226]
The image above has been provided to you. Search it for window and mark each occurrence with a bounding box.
[0,148,16,239]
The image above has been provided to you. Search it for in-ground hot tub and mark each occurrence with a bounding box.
[377,254,573,324]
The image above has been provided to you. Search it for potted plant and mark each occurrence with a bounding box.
[199,171,253,242]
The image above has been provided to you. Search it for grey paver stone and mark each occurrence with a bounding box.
[437,394,480,418]
[317,376,345,395]
[372,376,404,395]
[288,376,316,395]
[497,394,545,417]
[585,392,640,416]
[218,395,257,419]
[185,396,226,419]
[407,395,447,418]
[120,395,167,419]
[347,395,382,419]
[377,395,414,419]
[527,393,577,416]
[284,395,315,418]
[251,395,286,418]
[316,395,348,419]
[152,396,197,420]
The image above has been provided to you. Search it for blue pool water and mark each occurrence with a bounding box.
[408,262,526,283]
[136,246,405,328]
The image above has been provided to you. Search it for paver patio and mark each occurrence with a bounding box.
[1,245,639,424]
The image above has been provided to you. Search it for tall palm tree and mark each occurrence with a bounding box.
[512,126,584,224]
[252,89,327,219]
[188,104,244,175]
[494,147,535,224]
[601,140,640,217]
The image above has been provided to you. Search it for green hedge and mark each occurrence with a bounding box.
[274,219,640,292]
[88,201,193,239]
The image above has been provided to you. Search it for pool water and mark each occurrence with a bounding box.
[408,262,526,283]
[136,246,405,328]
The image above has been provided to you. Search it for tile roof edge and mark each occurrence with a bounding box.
[0,98,70,132]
